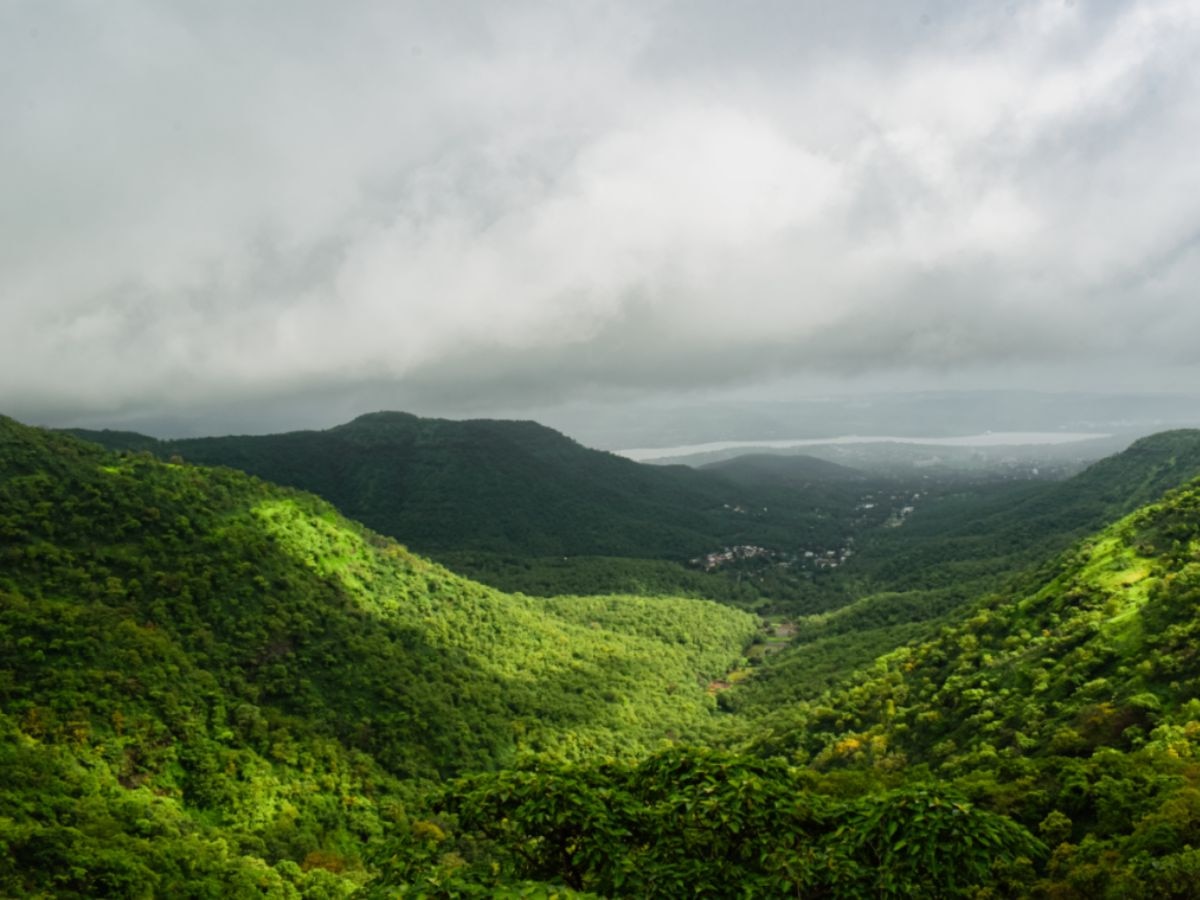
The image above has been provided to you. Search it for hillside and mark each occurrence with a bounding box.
[693,430,1200,701]
[69,412,879,558]
[715,473,1200,895]
[11,411,1200,895]
[68,412,901,607]
[0,416,756,896]
[72,423,1200,609]
[740,469,1200,761]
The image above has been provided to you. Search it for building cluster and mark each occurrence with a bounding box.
[693,538,858,573]
[692,544,772,572]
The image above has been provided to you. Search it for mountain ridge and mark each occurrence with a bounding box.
[64,411,887,590]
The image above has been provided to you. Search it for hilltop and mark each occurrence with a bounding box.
[68,413,806,557]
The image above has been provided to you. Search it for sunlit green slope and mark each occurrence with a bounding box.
[718,476,1200,895]
[0,415,756,896]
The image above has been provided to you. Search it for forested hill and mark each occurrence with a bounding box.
[1036,428,1200,524]
[0,414,756,895]
[65,411,869,560]
[954,428,1200,537]
[753,430,1200,703]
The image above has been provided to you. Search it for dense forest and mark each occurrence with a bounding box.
[7,414,1200,895]
[394,470,1200,896]
[0,417,754,896]
[753,430,1200,694]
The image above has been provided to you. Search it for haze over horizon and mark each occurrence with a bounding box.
[4,1,1200,437]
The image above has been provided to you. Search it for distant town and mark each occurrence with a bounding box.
[692,491,924,573]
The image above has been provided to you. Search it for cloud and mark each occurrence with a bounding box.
[2,0,1199,428]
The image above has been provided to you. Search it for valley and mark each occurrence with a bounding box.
[5,413,1200,896]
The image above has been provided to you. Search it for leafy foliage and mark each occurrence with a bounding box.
[397,748,1042,898]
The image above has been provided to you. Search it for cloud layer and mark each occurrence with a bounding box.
[4,0,1200,426]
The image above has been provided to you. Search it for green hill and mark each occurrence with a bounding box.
[17,411,1200,896]
[848,429,1200,590]
[733,430,1200,708]
[67,412,900,609]
[70,422,1200,616]
[742,470,1200,762]
[67,412,874,560]
[0,415,756,896]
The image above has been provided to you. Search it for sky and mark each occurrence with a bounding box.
[3,0,1200,437]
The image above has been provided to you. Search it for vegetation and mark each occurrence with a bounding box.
[0,416,754,896]
[65,412,904,609]
[740,429,1200,695]
[847,429,1200,597]
[69,421,1200,627]
[396,472,1200,896]
[722,476,1200,896]
[396,749,1043,897]
[10,414,1200,896]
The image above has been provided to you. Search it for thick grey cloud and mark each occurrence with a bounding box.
[3,0,1199,432]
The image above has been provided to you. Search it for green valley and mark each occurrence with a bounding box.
[8,413,1200,896]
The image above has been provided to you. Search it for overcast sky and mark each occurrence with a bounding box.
[3,0,1200,435]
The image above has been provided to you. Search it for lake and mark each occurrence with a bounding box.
[615,431,1113,462]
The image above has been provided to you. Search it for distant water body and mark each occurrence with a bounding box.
[616,432,1112,463]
